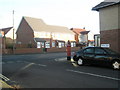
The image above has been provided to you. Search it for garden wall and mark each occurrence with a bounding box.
[2,47,80,55]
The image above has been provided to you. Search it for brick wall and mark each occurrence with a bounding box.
[100,29,120,53]
[16,17,35,45]
[2,47,80,55]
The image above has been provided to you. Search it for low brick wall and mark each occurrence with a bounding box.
[47,47,66,53]
[2,47,80,55]
[2,49,13,54]
[14,48,42,54]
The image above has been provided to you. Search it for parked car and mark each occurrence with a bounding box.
[73,47,120,70]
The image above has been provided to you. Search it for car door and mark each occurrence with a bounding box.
[94,48,108,65]
[83,47,95,64]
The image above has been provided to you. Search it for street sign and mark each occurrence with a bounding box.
[101,44,110,48]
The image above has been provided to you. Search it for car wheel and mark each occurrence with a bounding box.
[112,61,120,70]
[77,58,84,66]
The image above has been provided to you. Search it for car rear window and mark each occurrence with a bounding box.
[104,48,117,55]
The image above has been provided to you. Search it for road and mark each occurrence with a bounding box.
[2,52,120,89]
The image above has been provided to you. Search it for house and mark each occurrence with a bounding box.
[0,27,13,49]
[16,16,76,48]
[70,28,90,46]
[92,0,120,53]
[88,40,94,47]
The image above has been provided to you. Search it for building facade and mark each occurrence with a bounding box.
[94,34,100,47]
[92,0,120,53]
[16,16,76,48]
[0,27,13,49]
[70,28,90,46]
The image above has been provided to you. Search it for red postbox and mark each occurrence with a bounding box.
[66,40,71,60]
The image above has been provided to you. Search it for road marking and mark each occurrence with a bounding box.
[23,61,47,67]
[0,74,10,81]
[38,64,47,67]
[55,57,66,62]
[21,63,35,70]
[66,69,120,81]
[72,63,78,67]
[71,59,75,63]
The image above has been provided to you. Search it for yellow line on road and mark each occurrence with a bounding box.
[70,59,78,67]
[72,63,78,67]
[0,80,13,88]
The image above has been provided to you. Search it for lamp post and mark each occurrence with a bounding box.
[50,32,53,48]
[13,10,15,54]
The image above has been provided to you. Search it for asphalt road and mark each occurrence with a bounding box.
[2,52,120,89]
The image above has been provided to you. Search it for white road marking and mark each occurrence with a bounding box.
[23,61,47,67]
[0,74,10,81]
[66,69,120,81]
[21,63,35,70]
[55,57,66,61]
[38,64,47,67]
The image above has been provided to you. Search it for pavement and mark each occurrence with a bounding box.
[0,73,21,89]
[0,80,13,89]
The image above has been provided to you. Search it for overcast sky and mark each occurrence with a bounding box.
[0,0,104,39]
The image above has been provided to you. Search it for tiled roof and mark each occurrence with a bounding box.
[92,1,120,11]
[23,16,75,34]
[0,27,13,34]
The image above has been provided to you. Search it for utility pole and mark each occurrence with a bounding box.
[13,10,15,54]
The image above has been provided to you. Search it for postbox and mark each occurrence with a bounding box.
[66,40,71,60]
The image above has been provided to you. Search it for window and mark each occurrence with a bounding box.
[104,48,117,55]
[84,48,94,54]
[71,42,74,47]
[58,42,62,48]
[95,48,106,54]
[18,42,21,44]
[45,42,50,48]
[37,42,41,48]
[61,42,65,47]
[52,42,55,47]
